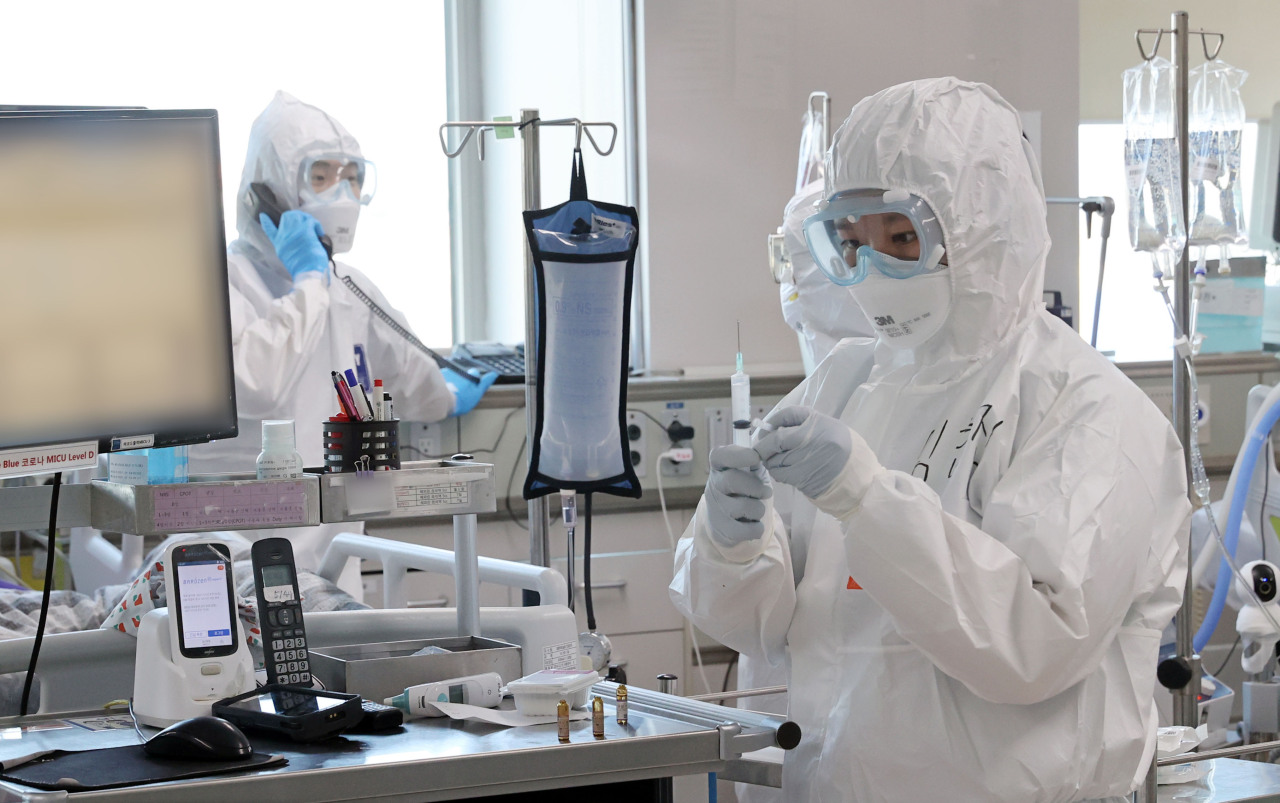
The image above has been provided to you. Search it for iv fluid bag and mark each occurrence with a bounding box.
[1124,57,1186,254]
[538,260,627,480]
[521,149,642,500]
[1188,60,1249,246]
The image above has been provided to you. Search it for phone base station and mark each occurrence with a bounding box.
[132,609,255,728]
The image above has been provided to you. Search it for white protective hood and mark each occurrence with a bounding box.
[230,90,363,297]
[826,77,1050,384]
[779,179,873,371]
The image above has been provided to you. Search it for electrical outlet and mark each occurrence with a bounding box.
[706,407,732,454]
[625,411,647,478]
[406,421,443,460]
[660,402,693,477]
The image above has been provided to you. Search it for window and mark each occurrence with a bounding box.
[1078,122,1265,362]
[1,1,451,346]
[446,0,636,350]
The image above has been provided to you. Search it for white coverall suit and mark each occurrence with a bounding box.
[671,77,1190,802]
[189,92,454,583]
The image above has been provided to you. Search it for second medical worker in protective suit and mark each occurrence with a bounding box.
[671,78,1189,801]
[190,91,495,585]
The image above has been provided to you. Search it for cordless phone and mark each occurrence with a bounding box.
[252,537,311,686]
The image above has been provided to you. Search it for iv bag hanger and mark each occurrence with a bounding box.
[438,117,618,161]
[438,109,621,595]
[1135,27,1224,62]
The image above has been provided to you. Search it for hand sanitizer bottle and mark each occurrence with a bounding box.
[257,420,304,480]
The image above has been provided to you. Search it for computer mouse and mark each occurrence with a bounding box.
[142,715,253,762]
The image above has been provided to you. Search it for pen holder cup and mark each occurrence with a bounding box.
[322,419,400,474]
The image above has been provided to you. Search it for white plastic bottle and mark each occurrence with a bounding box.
[256,420,304,480]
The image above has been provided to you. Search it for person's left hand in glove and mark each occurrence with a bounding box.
[753,405,884,513]
[443,367,499,416]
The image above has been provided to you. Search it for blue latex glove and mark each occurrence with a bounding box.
[704,444,773,549]
[260,210,329,281]
[444,367,499,416]
[753,406,853,500]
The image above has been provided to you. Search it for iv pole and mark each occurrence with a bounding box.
[1134,10,1228,732]
[439,113,619,593]
[1133,12,1226,803]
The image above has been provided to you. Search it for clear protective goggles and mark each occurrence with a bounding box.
[299,154,376,205]
[802,189,946,285]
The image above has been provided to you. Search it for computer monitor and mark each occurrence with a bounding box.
[0,108,237,459]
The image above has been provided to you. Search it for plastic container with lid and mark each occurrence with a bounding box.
[257,419,304,480]
[107,446,188,485]
[506,669,599,715]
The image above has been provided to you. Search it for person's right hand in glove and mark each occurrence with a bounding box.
[261,210,330,282]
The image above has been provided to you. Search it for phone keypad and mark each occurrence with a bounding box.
[267,610,310,685]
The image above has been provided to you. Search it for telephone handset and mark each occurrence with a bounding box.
[252,537,311,687]
[247,181,334,258]
[244,182,479,383]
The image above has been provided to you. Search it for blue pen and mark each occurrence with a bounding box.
[343,369,374,421]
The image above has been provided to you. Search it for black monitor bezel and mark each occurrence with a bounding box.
[0,107,238,454]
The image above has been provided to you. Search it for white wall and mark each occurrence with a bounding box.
[639,0,1081,372]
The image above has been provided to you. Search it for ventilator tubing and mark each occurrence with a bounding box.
[1194,382,1280,652]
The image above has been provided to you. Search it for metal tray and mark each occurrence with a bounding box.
[308,635,522,703]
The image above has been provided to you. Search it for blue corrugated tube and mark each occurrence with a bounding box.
[1194,394,1280,652]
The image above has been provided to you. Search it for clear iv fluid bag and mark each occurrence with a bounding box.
[538,260,627,480]
[1186,61,1249,246]
[1124,57,1185,254]
[1125,137,1185,254]
[1188,129,1245,245]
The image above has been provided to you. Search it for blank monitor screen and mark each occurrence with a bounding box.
[0,109,236,453]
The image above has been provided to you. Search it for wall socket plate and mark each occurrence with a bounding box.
[625,411,647,478]
[405,421,443,461]
[660,402,693,477]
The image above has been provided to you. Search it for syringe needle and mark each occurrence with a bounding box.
[735,320,743,373]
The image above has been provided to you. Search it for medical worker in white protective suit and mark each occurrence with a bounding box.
[189,91,496,589]
[734,178,876,803]
[671,77,1190,802]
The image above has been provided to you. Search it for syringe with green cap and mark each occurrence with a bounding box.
[731,321,752,447]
